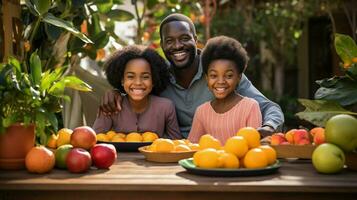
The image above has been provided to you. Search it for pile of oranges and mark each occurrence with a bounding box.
[193,127,277,169]
[146,138,200,152]
[96,131,159,142]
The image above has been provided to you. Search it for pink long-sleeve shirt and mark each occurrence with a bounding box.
[188,97,262,144]
[92,95,182,139]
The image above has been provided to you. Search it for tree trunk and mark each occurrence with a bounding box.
[1,0,21,61]
[274,61,284,99]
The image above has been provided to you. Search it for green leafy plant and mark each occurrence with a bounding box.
[297,33,357,126]
[0,51,92,145]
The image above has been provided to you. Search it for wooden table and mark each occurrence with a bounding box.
[1,152,357,200]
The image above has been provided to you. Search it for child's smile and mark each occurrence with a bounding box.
[123,58,153,102]
[206,59,241,100]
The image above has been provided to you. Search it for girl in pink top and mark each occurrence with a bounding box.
[93,45,182,139]
[188,36,262,144]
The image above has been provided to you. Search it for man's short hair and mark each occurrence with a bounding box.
[159,13,196,39]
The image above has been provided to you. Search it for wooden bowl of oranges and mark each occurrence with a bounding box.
[139,139,199,163]
[96,131,159,152]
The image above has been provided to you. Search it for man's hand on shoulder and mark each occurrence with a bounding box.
[99,89,122,115]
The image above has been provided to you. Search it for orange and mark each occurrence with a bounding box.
[224,136,248,158]
[258,145,277,165]
[155,139,175,152]
[56,128,73,147]
[174,144,191,152]
[188,143,200,151]
[193,150,204,166]
[195,148,219,168]
[46,134,58,149]
[116,133,126,138]
[173,139,186,146]
[244,148,268,169]
[106,131,117,140]
[183,139,192,145]
[126,132,143,142]
[199,134,221,150]
[96,133,110,142]
[147,143,157,152]
[236,127,261,149]
[142,132,159,142]
[310,127,324,137]
[25,146,55,174]
[218,152,239,168]
[111,135,126,142]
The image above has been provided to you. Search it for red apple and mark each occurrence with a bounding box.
[71,126,97,150]
[90,144,117,169]
[293,129,311,145]
[66,148,92,173]
[285,129,296,144]
[271,133,287,145]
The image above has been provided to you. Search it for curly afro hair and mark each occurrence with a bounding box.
[105,45,169,95]
[201,36,249,74]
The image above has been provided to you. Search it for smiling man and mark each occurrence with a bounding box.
[100,13,284,138]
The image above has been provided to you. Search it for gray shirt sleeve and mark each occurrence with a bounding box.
[237,74,284,131]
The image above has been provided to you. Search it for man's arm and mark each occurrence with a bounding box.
[237,74,284,134]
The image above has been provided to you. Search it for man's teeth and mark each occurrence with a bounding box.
[173,52,186,58]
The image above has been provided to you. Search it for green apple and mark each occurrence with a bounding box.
[312,143,345,174]
[55,144,73,169]
[325,114,357,152]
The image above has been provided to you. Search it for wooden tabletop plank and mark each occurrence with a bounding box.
[1,152,357,193]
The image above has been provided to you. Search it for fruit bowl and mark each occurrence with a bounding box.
[138,146,197,163]
[98,141,152,152]
[271,144,316,159]
[179,158,281,177]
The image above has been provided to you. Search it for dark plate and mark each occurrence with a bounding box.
[179,158,281,177]
[98,141,152,152]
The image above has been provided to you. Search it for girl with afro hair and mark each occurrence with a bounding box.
[188,36,262,144]
[93,45,182,139]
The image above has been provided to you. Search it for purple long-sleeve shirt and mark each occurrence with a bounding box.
[92,95,182,139]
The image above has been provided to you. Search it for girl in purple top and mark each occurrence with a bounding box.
[93,45,182,139]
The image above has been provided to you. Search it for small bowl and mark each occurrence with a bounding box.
[98,141,152,152]
[139,146,196,163]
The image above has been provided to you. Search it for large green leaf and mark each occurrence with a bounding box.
[25,0,40,16]
[335,33,357,63]
[95,0,113,14]
[42,13,92,44]
[92,31,110,49]
[32,0,52,15]
[296,99,357,127]
[315,76,357,106]
[88,13,101,36]
[61,76,92,91]
[29,51,42,86]
[40,67,67,91]
[106,9,135,21]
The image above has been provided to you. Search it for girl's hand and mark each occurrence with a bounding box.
[100,89,122,115]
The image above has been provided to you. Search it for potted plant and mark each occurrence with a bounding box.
[0,51,92,170]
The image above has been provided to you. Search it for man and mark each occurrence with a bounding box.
[100,13,284,138]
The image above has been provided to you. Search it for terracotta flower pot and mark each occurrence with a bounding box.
[0,123,35,170]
